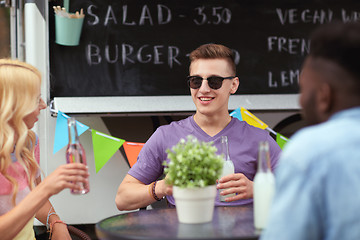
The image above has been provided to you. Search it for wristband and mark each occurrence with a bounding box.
[49,220,66,239]
[152,181,162,201]
[46,212,58,229]
[46,207,59,230]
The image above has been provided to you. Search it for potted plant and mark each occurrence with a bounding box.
[164,135,223,224]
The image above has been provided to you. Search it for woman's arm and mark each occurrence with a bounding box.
[0,163,88,240]
[35,177,71,240]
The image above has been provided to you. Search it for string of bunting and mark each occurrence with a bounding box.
[229,107,289,149]
[53,111,127,173]
[53,109,289,173]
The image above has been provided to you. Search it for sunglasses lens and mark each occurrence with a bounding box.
[207,76,223,89]
[188,76,203,89]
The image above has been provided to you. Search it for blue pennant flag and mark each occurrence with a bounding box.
[230,107,242,121]
[53,111,90,154]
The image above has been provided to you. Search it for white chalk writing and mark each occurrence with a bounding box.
[86,43,181,68]
[276,8,333,25]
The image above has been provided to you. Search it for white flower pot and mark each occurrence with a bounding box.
[173,185,217,224]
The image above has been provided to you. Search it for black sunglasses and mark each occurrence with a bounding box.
[187,76,235,90]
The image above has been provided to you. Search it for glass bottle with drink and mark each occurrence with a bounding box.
[253,141,275,229]
[66,117,89,194]
[219,136,235,202]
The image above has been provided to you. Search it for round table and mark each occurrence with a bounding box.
[96,205,260,240]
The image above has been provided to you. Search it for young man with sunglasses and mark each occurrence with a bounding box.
[115,44,281,211]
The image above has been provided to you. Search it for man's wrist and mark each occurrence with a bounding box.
[152,181,163,201]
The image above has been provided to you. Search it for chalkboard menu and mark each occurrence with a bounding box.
[49,0,360,98]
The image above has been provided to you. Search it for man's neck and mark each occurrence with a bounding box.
[193,113,232,137]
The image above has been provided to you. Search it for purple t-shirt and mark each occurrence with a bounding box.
[128,116,281,206]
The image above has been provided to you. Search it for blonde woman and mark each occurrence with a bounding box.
[0,59,89,240]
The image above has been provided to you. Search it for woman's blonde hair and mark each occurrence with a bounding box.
[0,59,41,205]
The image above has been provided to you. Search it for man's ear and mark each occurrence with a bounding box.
[317,82,333,117]
[230,77,240,94]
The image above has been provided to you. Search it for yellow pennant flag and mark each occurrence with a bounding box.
[241,107,268,130]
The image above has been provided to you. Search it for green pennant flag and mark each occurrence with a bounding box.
[276,133,289,150]
[91,130,125,173]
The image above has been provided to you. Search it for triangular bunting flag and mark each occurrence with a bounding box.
[91,130,125,173]
[276,133,289,150]
[230,107,242,121]
[241,107,268,130]
[53,111,89,154]
[123,142,145,167]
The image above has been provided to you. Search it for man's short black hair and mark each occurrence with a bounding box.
[309,21,360,82]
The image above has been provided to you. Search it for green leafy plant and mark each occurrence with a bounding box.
[164,135,223,188]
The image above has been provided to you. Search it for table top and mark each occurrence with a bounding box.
[96,205,260,240]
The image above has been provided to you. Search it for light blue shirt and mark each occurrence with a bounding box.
[261,107,360,240]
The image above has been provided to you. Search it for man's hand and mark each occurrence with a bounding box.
[156,176,173,198]
[216,173,253,202]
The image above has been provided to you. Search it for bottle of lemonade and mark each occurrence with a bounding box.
[253,141,275,229]
[219,136,235,202]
